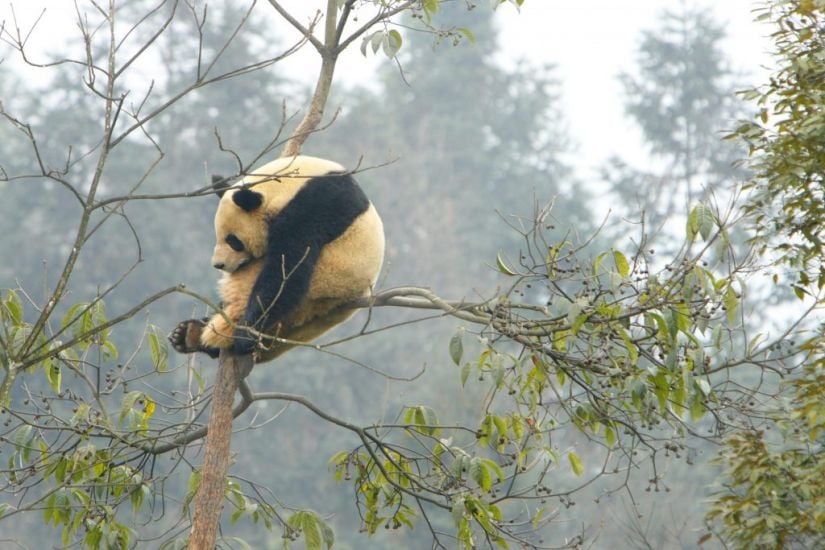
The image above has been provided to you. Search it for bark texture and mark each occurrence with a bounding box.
[189,351,253,549]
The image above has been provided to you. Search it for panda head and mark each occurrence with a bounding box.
[211,182,268,273]
[208,156,347,273]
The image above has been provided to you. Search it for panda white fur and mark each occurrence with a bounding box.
[169,155,385,363]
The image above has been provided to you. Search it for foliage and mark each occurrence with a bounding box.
[0,0,822,549]
[708,352,825,549]
[733,0,825,284]
[0,287,161,549]
[706,2,825,547]
[316,196,811,547]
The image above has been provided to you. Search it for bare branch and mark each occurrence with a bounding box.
[279,0,337,157]
[266,0,324,52]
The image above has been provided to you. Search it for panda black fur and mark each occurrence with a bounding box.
[169,155,385,363]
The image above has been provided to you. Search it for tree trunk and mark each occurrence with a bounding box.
[189,351,253,549]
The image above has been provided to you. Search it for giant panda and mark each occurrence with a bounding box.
[168,155,385,363]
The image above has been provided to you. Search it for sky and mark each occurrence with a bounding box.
[496,0,772,170]
[268,0,773,173]
[0,0,772,174]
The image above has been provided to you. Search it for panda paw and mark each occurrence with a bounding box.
[168,319,220,359]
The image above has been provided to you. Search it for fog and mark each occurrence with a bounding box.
[0,2,792,549]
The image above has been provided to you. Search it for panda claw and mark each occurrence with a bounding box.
[168,318,211,355]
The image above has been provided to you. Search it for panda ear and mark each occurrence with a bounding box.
[232,188,264,212]
[212,174,231,198]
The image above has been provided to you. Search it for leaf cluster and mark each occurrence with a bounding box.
[734,0,825,285]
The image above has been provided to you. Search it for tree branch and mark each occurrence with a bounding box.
[266,0,324,53]
[280,0,338,157]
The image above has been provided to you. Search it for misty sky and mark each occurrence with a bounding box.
[1,0,771,174]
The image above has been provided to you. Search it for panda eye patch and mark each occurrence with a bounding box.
[226,234,245,252]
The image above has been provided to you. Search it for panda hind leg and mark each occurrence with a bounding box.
[168,318,220,359]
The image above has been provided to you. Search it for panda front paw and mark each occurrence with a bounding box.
[168,318,220,359]
[232,326,260,356]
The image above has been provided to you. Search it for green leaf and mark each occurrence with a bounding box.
[449,330,464,365]
[617,327,638,364]
[360,31,380,57]
[328,450,348,467]
[592,251,608,274]
[605,426,616,447]
[482,458,505,484]
[148,326,168,373]
[696,378,712,397]
[54,457,68,483]
[420,405,439,431]
[45,361,61,394]
[90,301,108,341]
[460,361,471,386]
[613,250,630,278]
[451,497,467,526]
[469,457,492,491]
[423,0,439,15]
[570,313,588,336]
[492,415,508,447]
[230,507,244,526]
[190,366,205,393]
[322,521,335,549]
[511,414,524,440]
[13,424,32,450]
[723,286,739,325]
[411,405,440,436]
[2,291,23,325]
[370,31,383,54]
[385,29,402,58]
[184,471,200,509]
[532,506,545,529]
[143,395,156,420]
[457,26,476,45]
[101,339,119,360]
[491,359,505,388]
[690,398,706,421]
[301,512,322,550]
[647,312,669,341]
[495,252,517,276]
[119,391,142,426]
[568,450,584,476]
[61,302,87,335]
[478,415,493,448]
[131,484,148,512]
[687,204,716,241]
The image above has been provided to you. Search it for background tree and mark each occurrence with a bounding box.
[314,4,582,292]
[602,5,747,235]
[587,8,758,543]
[707,1,825,547]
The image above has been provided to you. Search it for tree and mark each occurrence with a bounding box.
[736,0,825,286]
[594,8,755,541]
[706,1,825,547]
[0,1,821,549]
[604,5,747,234]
